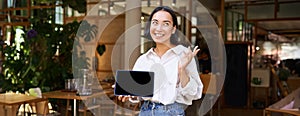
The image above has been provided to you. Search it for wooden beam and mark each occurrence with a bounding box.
[246,17,300,22]
[221,0,225,39]
[227,0,300,6]
[274,0,278,19]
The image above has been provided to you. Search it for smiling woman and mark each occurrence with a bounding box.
[117,6,203,116]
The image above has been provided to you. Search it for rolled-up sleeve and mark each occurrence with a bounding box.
[178,75,203,99]
[176,58,203,105]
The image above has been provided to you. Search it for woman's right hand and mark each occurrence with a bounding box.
[117,95,140,103]
[117,95,130,102]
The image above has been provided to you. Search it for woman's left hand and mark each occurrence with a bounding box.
[178,46,200,70]
[178,46,200,87]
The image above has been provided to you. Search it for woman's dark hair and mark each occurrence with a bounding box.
[144,6,179,45]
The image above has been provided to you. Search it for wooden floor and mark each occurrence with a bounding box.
[208,108,263,116]
[184,97,265,116]
[185,106,264,116]
[57,99,265,116]
[64,108,263,116]
[61,107,264,116]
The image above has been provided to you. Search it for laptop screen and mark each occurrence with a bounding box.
[114,70,154,97]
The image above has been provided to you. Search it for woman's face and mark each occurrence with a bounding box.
[150,10,176,45]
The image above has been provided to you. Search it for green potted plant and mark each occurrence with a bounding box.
[0,19,105,93]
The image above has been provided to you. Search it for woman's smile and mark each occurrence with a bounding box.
[153,33,164,37]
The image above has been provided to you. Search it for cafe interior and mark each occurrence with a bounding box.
[0,0,300,116]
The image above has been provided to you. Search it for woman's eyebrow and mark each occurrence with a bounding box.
[163,20,171,23]
[151,19,158,22]
[151,19,172,23]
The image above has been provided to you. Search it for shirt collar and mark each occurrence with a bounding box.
[146,47,155,55]
[144,45,186,56]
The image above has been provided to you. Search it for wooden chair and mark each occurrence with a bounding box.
[263,88,300,116]
[270,65,290,100]
[200,74,221,116]
[28,99,58,116]
[25,88,58,116]
[264,108,300,116]
[16,98,55,116]
[0,104,20,116]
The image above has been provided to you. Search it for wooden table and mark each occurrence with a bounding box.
[43,90,111,116]
[0,93,46,116]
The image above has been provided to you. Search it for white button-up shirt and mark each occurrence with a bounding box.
[133,45,203,105]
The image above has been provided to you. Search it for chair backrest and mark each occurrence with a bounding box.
[268,88,300,110]
[200,74,217,95]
